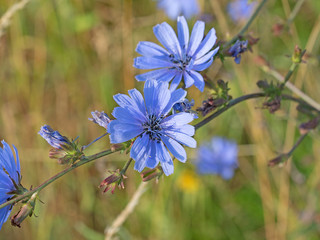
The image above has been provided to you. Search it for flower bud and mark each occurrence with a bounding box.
[268,154,288,167]
[39,125,83,164]
[11,193,37,228]
[99,170,127,194]
[141,166,163,182]
[292,45,305,63]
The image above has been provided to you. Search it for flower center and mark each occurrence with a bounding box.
[169,53,192,72]
[143,114,163,142]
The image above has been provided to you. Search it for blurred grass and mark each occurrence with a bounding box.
[1,0,320,239]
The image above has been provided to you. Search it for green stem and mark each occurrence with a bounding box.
[224,0,268,48]
[195,93,318,131]
[287,133,308,157]
[0,147,122,210]
[120,158,133,175]
[287,0,306,25]
[280,62,298,90]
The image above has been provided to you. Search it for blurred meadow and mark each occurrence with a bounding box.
[1,0,320,239]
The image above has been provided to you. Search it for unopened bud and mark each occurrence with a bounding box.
[99,169,127,194]
[141,166,163,182]
[11,193,37,228]
[268,154,288,167]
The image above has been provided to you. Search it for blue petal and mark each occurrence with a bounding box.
[131,134,150,161]
[187,70,205,92]
[161,135,187,162]
[134,57,173,69]
[183,71,195,88]
[136,41,169,57]
[169,73,183,92]
[194,47,219,65]
[153,22,182,56]
[177,16,189,51]
[162,131,197,148]
[133,138,152,172]
[160,160,174,176]
[187,20,205,56]
[166,124,195,136]
[0,206,11,230]
[0,141,16,179]
[108,120,143,143]
[135,69,172,82]
[156,69,178,82]
[146,141,160,169]
[143,80,158,116]
[112,107,145,125]
[161,112,194,127]
[113,93,135,107]
[162,88,186,115]
[193,28,217,59]
[144,80,170,116]
[192,58,213,71]
[128,89,147,116]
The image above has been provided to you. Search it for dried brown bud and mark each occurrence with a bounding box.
[263,97,281,114]
[272,23,284,36]
[299,117,320,134]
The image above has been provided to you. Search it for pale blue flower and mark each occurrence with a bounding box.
[157,0,200,20]
[0,140,21,229]
[108,79,197,176]
[196,137,238,179]
[89,111,111,130]
[228,40,248,64]
[227,0,257,22]
[134,16,219,92]
[38,125,70,149]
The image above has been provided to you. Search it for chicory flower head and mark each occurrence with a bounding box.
[38,125,70,149]
[108,79,197,176]
[0,140,22,229]
[134,16,219,92]
[196,137,238,179]
[227,0,257,22]
[89,111,111,130]
[157,0,200,20]
[173,98,198,119]
[228,40,248,64]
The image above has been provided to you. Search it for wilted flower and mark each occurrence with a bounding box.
[227,0,257,22]
[228,40,248,64]
[196,137,238,179]
[0,141,25,230]
[39,125,82,164]
[108,79,197,176]
[89,111,111,130]
[173,98,198,119]
[157,0,200,20]
[134,16,219,92]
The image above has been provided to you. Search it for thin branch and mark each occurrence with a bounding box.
[224,0,268,47]
[260,65,320,111]
[0,0,31,39]
[0,147,123,210]
[104,182,148,240]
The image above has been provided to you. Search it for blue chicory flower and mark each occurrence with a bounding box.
[196,137,238,179]
[134,16,219,92]
[157,0,200,20]
[108,79,197,176]
[227,0,257,22]
[228,40,248,64]
[38,125,70,149]
[0,140,21,229]
[173,98,198,119]
[89,111,111,130]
